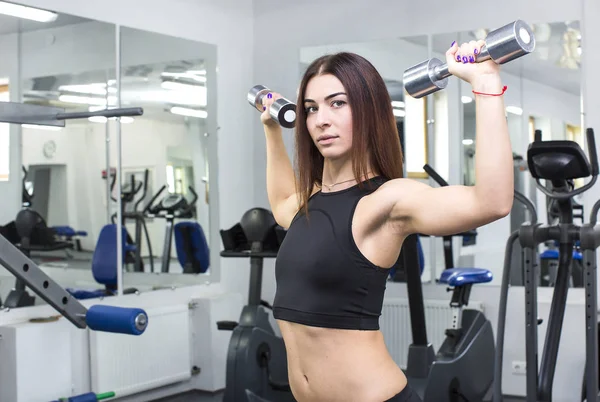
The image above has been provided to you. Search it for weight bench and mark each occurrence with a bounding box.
[174,221,210,274]
[67,224,137,299]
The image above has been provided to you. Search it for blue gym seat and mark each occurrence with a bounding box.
[540,249,583,261]
[174,221,210,273]
[439,267,493,287]
[67,224,137,299]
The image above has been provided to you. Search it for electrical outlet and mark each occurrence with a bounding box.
[512,360,527,375]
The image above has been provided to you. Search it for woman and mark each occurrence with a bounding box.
[260,40,513,402]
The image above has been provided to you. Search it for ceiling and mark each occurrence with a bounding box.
[0,11,90,35]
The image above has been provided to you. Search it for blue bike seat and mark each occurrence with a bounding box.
[439,268,493,286]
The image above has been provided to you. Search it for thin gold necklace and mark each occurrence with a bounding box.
[322,173,372,191]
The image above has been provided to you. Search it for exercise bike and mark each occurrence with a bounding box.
[493,128,600,402]
[397,165,495,401]
[217,208,294,402]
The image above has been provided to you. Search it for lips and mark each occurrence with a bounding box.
[317,135,338,142]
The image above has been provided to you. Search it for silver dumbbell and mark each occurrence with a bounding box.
[247,85,297,129]
[404,20,536,99]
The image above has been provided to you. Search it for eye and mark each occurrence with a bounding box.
[331,100,346,108]
[305,106,317,114]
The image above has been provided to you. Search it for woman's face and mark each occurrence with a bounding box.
[304,74,353,160]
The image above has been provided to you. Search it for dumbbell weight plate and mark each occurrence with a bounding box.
[247,84,296,128]
[271,98,296,129]
[403,58,448,99]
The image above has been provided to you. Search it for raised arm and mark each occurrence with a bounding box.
[261,92,300,228]
[385,40,514,236]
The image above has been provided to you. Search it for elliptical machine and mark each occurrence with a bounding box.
[144,184,198,273]
[217,208,294,402]
[107,169,154,272]
[494,128,600,401]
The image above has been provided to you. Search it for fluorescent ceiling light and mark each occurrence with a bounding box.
[462,139,474,145]
[22,124,62,131]
[0,1,58,22]
[170,107,207,119]
[59,83,108,96]
[461,96,473,104]
[58,94,117,106]
[391,101,405,108]
[506,106,523,115]
[161,72,206,83]
[392,109,406,117]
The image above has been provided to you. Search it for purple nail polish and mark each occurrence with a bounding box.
[474,49,478,55]
[267,93,272,99]
[469,56,475,63]
[457,55,461,61]
[263,106,266,110]
[451,41,456,47]
[462,56,468,63]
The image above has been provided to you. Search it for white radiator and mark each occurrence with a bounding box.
[89,304,192,398]
[380,298,484,369]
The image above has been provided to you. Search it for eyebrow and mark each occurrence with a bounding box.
[303,92,347,104]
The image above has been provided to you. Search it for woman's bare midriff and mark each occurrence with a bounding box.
[277,319,408,402]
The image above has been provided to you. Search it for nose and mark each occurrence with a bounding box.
[314,106,331,129]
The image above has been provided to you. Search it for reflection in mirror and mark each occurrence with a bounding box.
[119,27,216,292]
[0,9,120,306]
[299,36,453,283]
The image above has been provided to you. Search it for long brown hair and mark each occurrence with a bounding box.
[294,52,404,215]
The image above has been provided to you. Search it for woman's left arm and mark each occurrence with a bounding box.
[381,40,514,237]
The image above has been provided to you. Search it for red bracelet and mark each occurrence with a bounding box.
[472,85,508,96]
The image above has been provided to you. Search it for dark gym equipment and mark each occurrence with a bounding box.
[398,164,497,401]
[494,128,600,402]
[247,85,297,128]
[404,20,536,98]
[144,185,199,273]
[401,239,496,400]
[3,208,73,308]
[217,208,294,402]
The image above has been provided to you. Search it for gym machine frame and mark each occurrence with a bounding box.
[493,128,600,402]
[0,102,148,336]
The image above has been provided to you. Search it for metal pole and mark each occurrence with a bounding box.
[105,69,111,224]
[115,25,123,296]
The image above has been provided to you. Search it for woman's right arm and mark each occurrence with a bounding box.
[262,93,299,228]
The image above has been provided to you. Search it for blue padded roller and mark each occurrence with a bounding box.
[439,267,493,286]
[86,305,148,335]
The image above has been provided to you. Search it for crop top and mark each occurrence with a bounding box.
[272,176,394,331]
